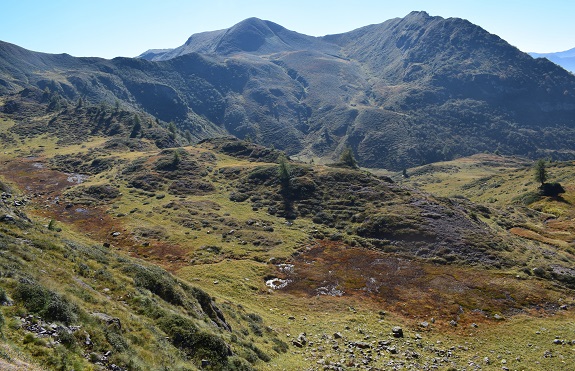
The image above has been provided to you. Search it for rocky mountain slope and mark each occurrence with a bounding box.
[2,11,575,170]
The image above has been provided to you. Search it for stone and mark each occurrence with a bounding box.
[292,340,303,348]
[392,326,403,338]
[334,332,343,339]
[91,312,121,329]
[355,342,371,349]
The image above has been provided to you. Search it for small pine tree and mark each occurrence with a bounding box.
[168,122,177,139]
[184,130,192,143]
[172,150,181,167]
[48,95,61,111]
[340,147,358,169]
[130,116,142,138]
[534,159,547,186]
[277,154,292,192]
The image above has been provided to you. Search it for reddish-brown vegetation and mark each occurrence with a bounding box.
[278,240,559,328]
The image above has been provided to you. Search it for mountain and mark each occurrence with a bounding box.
[530,47,575,73]
[3,12,575,370]
[3,11,575,170]
[139,17,338,60]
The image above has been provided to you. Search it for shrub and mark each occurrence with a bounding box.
[45,295,77,324]
[271,338,289,353]
[158,314,230,364]
[106,330,128,351]
[246,313,262,323]
[226,356,254,371]
[0,287,8,304]
[514,191,541,205]
[13,280,50,313]
[249,322,263,337]
[13,280,77,324]
[126,264,183,306]
[244,342,270,362]
[57,328,77,348]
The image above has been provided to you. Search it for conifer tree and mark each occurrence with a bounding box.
[340,147,358,169]
[277,154,292,192]
[534,159,547,186]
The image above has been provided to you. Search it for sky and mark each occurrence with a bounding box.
[1,0,574,59]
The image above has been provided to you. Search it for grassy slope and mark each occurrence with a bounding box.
[397,154,575,250]
[1,114,575,369]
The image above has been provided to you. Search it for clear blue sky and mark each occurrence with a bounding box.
[1,0,573,59]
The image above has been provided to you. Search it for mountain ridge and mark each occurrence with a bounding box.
[530,47,575,73]
[3,12,575,170]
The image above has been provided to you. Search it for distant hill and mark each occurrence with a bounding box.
[530,47,575,73]
[3,11,575,169]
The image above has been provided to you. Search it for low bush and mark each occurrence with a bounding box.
[0,287,8,304]
[125,264,184,306]
[158,313,230,364]
[13,279,77,324]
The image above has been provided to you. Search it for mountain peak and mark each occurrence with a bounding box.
[217,17,286,53]
[141,17,337,61]
[405,10,431,18]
